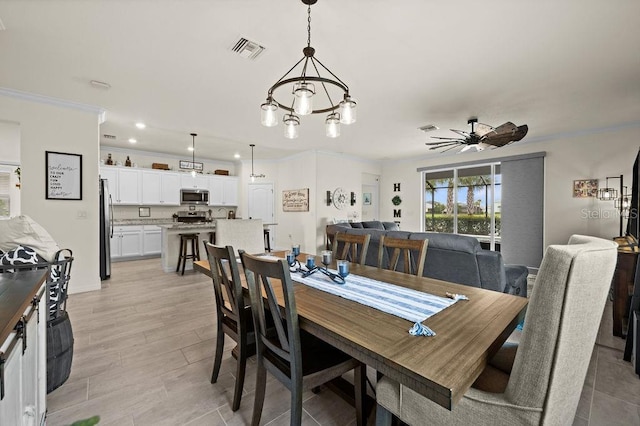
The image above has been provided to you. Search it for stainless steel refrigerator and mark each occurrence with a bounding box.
[99,178,113,280]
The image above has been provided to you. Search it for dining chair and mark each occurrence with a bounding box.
[204,242,255,412]
[378,235,428,276]
[332,231,371,265]
[375,235,618,426]
[240,252,366,426]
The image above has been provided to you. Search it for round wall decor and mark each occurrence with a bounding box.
[392,195,402,206]
[333,187,348,210]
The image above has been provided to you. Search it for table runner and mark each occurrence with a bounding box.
[291,270,458,323]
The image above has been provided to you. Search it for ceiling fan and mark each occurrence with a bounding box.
[425,118,528,153]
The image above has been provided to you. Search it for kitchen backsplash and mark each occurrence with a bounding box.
[112,205,236,220]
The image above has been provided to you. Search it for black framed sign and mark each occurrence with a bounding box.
[179,160,203,171]
[46,151,82,200]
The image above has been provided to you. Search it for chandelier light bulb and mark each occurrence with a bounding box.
[339,96,357,124]
[283,114,300,139]
[260,99,278,127]
[293,82,315,116]
[325,113,340,138]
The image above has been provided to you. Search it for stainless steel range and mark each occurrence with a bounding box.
[176,211,211,223]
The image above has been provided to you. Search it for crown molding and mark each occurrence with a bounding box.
[0,87,106,119]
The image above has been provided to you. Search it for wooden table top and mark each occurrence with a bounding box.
[193,254,527,410]
[0,269,48,347]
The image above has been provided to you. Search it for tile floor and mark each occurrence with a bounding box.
[46,258,640,425]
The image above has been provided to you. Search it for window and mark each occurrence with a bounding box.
[424,162,501,250]
[419,152,545,268]
[0,171,10,217]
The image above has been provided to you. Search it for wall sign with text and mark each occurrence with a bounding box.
[282,188,309,212]
[46,151,82,200]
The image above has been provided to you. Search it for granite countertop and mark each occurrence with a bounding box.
[159,222,217,230]
[113,218,177,226]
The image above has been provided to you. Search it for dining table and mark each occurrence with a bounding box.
[193,251,527,413]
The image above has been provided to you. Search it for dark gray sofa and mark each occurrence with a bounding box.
[326,221,528,296]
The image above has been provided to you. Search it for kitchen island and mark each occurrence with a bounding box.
[159,220,277,273]
[159,222,216,273]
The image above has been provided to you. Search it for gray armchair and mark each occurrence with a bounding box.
[375,235,618,426]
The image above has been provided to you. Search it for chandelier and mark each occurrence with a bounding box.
[260,0,356,139]
[249,144,265,182]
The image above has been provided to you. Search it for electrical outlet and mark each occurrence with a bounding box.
[77,210,87,219]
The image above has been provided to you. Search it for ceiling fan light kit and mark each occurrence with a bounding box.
[260,0,356,139]
[426,117,528,153]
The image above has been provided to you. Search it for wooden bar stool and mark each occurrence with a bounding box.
[176,233,200,275]
[263,229,271,252]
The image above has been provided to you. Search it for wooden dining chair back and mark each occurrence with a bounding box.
[241,252,365,426]
[378,236,428,276]
[332,231,371,265]
[204,242,254,412]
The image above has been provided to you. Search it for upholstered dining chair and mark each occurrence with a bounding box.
[332,231,371,265]
[375,234,618,426]
[378,236,428,276]
[240,252,366,426]
[204,242,255,412]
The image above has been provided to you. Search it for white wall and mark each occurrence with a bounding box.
[0,120,22,216]
[380,126,639,248]
[0,94,101,294]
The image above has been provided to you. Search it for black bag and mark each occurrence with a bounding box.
[47,311,74,393]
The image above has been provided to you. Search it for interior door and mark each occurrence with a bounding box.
[248,183,275,248]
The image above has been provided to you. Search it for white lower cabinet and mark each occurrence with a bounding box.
[142,225,161,255]
[0,284,47,426]
[111,226,143,259]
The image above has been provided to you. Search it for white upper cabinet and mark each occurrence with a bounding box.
[100,166,141,205]
[180,173,208,189]
[141,170,181,205]
[209,175,238,206]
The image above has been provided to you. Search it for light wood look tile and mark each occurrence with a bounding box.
[46,258,639,426]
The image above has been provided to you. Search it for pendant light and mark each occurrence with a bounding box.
[190,133,197,177]
[249,144,265,182]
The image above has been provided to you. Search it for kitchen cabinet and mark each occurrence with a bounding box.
[141,170,181,205]
[142,225,162,255]
[100,166,141,205]
[180,173,209,190]
[111,225,143,258]
[0,273,47,426]
[209,176,238,206]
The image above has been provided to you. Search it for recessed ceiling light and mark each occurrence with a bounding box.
[128,138,137,144]
[89,80,111,89]
[188,147,194,152]
[135,122,146,129]
[234,153,241,159]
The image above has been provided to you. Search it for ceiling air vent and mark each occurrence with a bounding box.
[418,124,439,132]
[103,134,116,140]
[230,37,266,60]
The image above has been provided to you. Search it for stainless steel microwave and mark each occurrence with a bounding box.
[180,189,209,205]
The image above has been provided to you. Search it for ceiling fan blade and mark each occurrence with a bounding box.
[430,136,466,141]
[474,123,494,137]
[512,124,528,141]
[427,141,462,149]
[490,122,518,136]
[440,144,463,153]
[450,129,470,138]
[481,123,529,147]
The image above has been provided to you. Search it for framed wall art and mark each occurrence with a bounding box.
[282,188,309,212]
[573,179,598,198]
[46,151,82,200]
[363,192,372,205]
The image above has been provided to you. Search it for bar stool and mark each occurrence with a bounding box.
[263,229,271,252]
[176,233,200,275]
[209,232,216,245]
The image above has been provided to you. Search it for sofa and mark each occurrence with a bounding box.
[326,221,528,296]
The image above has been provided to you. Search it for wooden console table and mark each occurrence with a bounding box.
[612,251,638,337]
